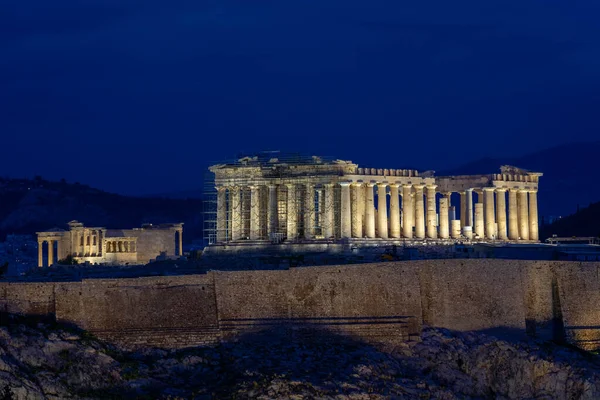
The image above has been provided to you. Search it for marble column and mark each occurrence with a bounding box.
[402,185,413,239]
[451,220,461,239]
[465,188,474,228]
[286,184,298,239]
[518,190,530,240]
[426,185,437,239]
[321,184,334,238]
[73,231,79,256]
[268,184,278,236]
[359,184,366,235]
[249,186,261,240]
[439,197,449,239]
[340,182,352,238]
[351,183,363,238]
[304,183,315,239]
[56,240,62,262]
[414,185,425,239]
[48,240,54,266]
[216,187,227,242]
[496,188,508,240]
[389,184,401,238]
[231,186,242,240]
[460,192,466,228]
[178,229,183,256]
[483,188,496,239]
[474,203,484,239]
[365,183,376,238]
[377,183,388,239]
[529,190,539,241]
[38,240,43,267]
[508,189,519,240]
[444,192,453,226]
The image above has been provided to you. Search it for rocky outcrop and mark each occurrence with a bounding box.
[0,319,599,399]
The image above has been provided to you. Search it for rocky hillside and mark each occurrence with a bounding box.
[541,200,600,239]
[0,316,599,399]
[0,177,204,243]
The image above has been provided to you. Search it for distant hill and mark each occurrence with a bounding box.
[540,201,600,239]
[0,177,204,242]
[439,141,600,218]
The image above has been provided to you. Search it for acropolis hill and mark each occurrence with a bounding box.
[207,154,542,248]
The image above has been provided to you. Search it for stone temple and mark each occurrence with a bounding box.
[36,221,184,267]
[207,154,542,246]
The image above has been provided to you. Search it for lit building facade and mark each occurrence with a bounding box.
[209,155,542,244]
[37,220,184,267]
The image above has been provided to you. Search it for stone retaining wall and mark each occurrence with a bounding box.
[0,260,598,350]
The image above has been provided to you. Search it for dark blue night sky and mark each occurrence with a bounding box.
[2,0,599,195]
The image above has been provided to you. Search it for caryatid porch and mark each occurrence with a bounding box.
[209,157,542,243]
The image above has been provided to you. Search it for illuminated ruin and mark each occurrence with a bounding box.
[207,154,542,244]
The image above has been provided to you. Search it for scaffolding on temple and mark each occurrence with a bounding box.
[203,151,342,245]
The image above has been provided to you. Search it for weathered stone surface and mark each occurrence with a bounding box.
[1,260,600,351]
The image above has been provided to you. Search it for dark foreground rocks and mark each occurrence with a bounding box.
[0,319,599,399]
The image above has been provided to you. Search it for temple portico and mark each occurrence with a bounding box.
[37,221,184,267]
[208,155,542,245]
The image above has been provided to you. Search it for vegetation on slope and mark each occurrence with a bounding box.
[0,177,203,243]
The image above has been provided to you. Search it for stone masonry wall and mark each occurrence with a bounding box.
[122,229,177,264]
[215,264,422,345]
[0,260,599,350]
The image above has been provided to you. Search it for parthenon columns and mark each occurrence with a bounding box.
[414,185,425,239]
[286,184,298,239]
[213,180,540,244]
[439,197,449,239]
[340,182,352,238]
[217,187,227,242]
[377,183,388,239]
[231,187,242,240]
[402,185,413,239]
[249,186,261,240]
[496,188,507,240]
[365,183,376,238]
[38,241,43,267]
[268,185,278,236]
[465,188,474,228]
[508,189,519,240]
[529,190,539,241]
[323,184,334,238]
[518,190,530,240]
[389,184,400,238]
[304,183,315,239]
[474,203,484,239]
[426,185,437,239]
[351,183,363,238]
[483,188,496,239]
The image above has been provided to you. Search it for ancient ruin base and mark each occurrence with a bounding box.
[202,239,540,267]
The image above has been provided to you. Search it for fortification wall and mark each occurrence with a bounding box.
[215,264,422,344]
[55,275,218,348]
[0,282,56,317]
[554,263,600,350]
[0,260,599,350]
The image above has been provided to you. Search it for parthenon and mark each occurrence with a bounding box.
[209,154,542,245]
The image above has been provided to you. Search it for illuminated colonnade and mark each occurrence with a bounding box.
[210,158,541,243]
